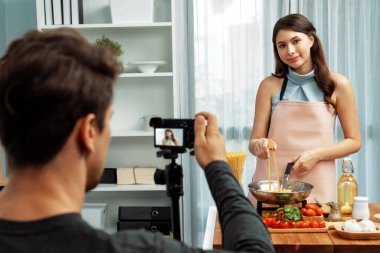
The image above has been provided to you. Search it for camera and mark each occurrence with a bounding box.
[149,117,194,150]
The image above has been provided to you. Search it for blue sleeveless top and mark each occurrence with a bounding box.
[271,68,325,112]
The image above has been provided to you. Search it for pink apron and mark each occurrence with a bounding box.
[249,80,336,205]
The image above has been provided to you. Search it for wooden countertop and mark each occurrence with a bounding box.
[212,203,380,253]
[0,177,7,187]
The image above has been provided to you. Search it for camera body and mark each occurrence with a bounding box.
[150,117,194,150]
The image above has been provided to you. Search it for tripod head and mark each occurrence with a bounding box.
[156,147,186,160]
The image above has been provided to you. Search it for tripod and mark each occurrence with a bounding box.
[156,148,185,241]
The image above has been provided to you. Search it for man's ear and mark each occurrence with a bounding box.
[78,114,97,153]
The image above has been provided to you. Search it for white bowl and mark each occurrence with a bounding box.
[128,61,166,73]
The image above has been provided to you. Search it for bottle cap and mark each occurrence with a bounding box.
[354,196,368,203]
[342,157,354,173]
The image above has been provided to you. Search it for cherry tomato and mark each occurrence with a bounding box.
[302,221,310,228]
[271,219,281,229]
[310,221,319,228]
[264,217,274,225]
[316,208,324,216]
[280,221,290,229]
[295,221,304,228]
[305,203,318,211]
[289,221,296,228]
[306,209,316,216]
[318,221,326,228]
[301,208,308,216]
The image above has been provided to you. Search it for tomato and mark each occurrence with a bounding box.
[264,217,274,225]
[316,208,324,216]
[306,209,316,216]
[301,208,308,216]
[280,221,290,229]
[302,221,310,228]
[295,221,304,228]
[262,219,269,228]
[271,219,281,229]
[277,210,285,219]
[305,203,318,211]
[318,221,326,228]
[271,212,278,218]
[310,221,319,228]
[289,221,296,228]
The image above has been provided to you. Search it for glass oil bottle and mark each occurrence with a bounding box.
[337,157,358,220]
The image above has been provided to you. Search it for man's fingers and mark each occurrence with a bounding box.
[194,115,206,143]
[195,111,219,136]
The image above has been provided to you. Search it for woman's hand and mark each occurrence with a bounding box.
[291,149,322,175]
[249,138,277,160]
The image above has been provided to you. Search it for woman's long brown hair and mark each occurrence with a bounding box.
[272,14,335,107]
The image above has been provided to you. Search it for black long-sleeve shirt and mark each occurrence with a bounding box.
[0,161,274,253]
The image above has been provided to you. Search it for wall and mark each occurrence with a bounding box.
[0,0,37,175]
[0,0,37,55]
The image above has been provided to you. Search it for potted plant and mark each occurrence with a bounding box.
[95,35,124,57]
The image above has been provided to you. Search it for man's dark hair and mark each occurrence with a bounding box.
[0,28,121,167]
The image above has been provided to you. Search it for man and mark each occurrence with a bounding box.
[0,28,274,253]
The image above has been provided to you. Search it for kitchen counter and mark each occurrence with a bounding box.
[209,203,380,253]
[0,178,7,189]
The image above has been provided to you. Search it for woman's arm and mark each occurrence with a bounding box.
[292,73,361,173]
[248,77,281,159]
[162,138,167,145]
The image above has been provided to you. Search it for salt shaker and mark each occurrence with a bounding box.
[352,196,370,220]
[328,203,342,221]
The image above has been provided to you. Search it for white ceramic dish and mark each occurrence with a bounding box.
[334,222,380,239]
[128,61,166,73]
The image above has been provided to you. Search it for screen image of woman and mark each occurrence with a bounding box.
[162,129,179,146]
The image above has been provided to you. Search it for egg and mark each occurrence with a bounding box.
[343,219,362,232]
[342,219,357,231]
[359,219,377,232]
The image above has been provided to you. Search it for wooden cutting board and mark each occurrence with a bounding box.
[268,222,338,233]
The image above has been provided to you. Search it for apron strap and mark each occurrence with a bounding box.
[279,77,288,101]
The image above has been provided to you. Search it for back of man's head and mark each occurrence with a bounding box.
[0,28,121,168]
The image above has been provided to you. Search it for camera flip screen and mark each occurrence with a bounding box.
[155,128,184,148]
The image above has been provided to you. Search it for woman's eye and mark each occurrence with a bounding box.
[293,39,300,44]
[278,44,285,49]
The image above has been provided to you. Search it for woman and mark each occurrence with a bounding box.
[248,14,361,204]
[162,129,179,146]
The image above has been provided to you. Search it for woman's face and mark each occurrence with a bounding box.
[165,131,172,137]
[275,29,314,74]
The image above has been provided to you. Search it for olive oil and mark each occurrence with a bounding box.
[337,158,358,220]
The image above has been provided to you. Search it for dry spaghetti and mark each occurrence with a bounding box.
[226,151,247,184]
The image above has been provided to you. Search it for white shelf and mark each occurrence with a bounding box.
[119,72,173,78]
[41,22,172,30]
[92,184,166,192]
[111,129,153,137]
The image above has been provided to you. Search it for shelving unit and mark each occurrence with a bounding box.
[35,0,179,233]
[93,184,166,192]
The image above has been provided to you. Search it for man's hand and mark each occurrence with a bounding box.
[193,112,227,168]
